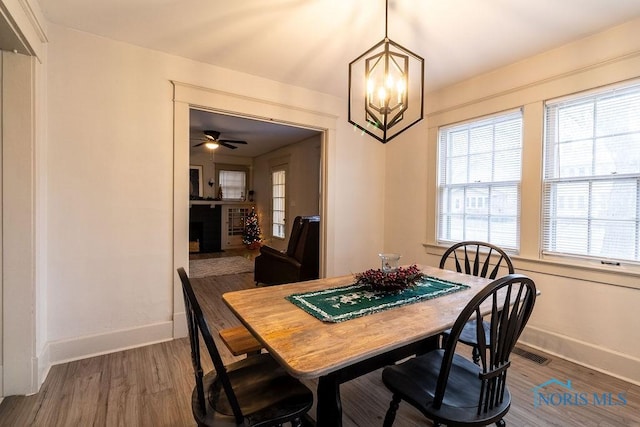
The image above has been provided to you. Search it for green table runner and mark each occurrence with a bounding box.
[286,276,469,323]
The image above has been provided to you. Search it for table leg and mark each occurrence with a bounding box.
[312,336,439,426]
[316,374,342,427]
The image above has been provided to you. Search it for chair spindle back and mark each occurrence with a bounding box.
[177,267,244,424]
[439,241,515,279]
[433,274,537,414]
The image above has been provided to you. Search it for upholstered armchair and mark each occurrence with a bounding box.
[254,216,320,286]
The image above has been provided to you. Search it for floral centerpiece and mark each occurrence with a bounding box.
[354,264,425,293]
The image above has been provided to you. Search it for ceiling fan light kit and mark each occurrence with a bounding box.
[348,0,424,144]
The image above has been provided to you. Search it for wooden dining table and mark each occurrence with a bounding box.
[222,264,494,426]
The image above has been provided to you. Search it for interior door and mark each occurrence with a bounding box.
[270,164,289,246]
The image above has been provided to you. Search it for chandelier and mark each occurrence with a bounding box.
[348,0,424,144]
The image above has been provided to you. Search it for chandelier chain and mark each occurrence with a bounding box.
[384,0,389,38]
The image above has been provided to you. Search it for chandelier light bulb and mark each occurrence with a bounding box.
[385,74,395,89]
[396,79,405,103]
[378,87,387,107]
[367,78,375,96]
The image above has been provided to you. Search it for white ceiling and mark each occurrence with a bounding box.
[189,109,320,158]
[36,0,640,156]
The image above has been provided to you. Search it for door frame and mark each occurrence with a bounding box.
[171,81,336,337]
[2,51,38,396]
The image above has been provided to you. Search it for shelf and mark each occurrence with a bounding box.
[222,204,255,249]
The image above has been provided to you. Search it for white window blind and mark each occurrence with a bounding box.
[437,110,523,250]
[543,82,640,262]
[219,170,246,200]
[272,169,286,238]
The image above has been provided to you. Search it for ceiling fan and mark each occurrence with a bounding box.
[191,130,248,150]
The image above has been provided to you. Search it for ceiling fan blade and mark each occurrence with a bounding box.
[219,141,238,149]
[192,141,206,147]
[219,139,247,144]
[204,130,221,140]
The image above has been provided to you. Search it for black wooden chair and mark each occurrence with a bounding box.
[177,267,313,426]
[439,241,515,363]
[381,274,537,427]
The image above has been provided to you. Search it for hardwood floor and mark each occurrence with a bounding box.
[1,270,638,426]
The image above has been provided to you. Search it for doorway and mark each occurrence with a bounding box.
[172,81,336,337]
[189,109,321,255]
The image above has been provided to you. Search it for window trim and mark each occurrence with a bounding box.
[215,163,249,201]
[423,242,640,290]
[421,45,640,283]
[541,80,640,264]
[436,108,523,251]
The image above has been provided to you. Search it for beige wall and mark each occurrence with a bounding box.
[253,134,321,250]
[385,17,640,385]
[43,22,386,375]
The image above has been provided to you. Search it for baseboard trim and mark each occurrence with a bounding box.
[46,321,174,367]
[173,310,187,338]
[520,326,640,387]
[38,342,51,389]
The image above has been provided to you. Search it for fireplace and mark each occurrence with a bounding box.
[189,204,222,253]
[189,222,203,253]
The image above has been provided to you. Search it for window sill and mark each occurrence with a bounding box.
[423,243,640,291]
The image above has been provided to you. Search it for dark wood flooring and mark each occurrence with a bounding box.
[1,265,638,426]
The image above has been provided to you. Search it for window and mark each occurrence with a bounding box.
[543,82,640,262]
[272,168,286,239]
[438,110,523,250]
[218,169,246,200]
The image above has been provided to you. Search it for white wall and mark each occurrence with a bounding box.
[253,135,321,250]
[385,17,640,385]
[43,23,385,371]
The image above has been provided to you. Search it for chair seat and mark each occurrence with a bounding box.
[382,349,511,426]
[443,320,491,347]
[193,353,313,426]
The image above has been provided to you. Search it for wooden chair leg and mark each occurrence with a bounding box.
[383,394,401,427]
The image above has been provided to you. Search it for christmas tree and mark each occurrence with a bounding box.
[242,207,262,249]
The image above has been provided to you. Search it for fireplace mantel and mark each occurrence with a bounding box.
[189,200,251,207]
